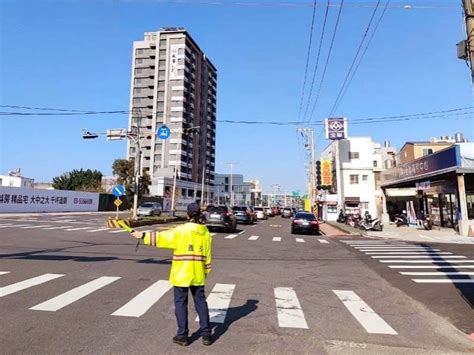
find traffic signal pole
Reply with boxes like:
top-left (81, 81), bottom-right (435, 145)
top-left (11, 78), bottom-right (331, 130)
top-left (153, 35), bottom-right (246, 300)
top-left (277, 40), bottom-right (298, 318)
top-left (462, 0), bottom-right (474, 82)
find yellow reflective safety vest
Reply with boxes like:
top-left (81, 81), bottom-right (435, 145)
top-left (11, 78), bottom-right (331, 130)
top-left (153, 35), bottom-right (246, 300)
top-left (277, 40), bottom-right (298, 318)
top-left (142, 222), bottom-right (212, 287)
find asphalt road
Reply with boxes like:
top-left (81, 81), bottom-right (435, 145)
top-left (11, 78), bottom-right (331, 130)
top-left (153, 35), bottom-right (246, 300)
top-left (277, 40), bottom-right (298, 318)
top-left (1, 213), bottom-right (473, 354)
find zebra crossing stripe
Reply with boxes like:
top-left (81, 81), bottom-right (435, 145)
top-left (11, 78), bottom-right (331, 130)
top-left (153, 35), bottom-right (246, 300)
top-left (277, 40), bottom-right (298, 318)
top-left (0, 274), bottom-right (64, 298)
top-left (272, 237), bottom-right (281, 242)
top-left (359, 248), bottom-right (441, 252)
top-left (365, 252), bottom-right (452, 255)
top-left (274, 287), bottom-right (308, 329)
top-left (389, 265), bottom-right (474, 269)
top-left (0, 271), bottom-right (10, 275)
top-left (225, 234), bottom-right (238, 239)
top-left (197, 283), bottom-right (235, 324)
top-left (318, 239), bottom-right (329, 244)
top-left (372, 255), bottom-right (466, 259)
top-left (412, 279), bottom-right (474, 284)
top-left (20, 225), bottom-right (53, 229)
top-left (380, 260), bottom-right (474, 263)
top-left (295, 238), bottom-right (305, 243)
top-left (109, 229), bottom-right (127, 234)
top-left (0, 224), bottom-right (30, 228)
top-left (65, 227), bottom-right (94, 231)
top-left (354, 246), bottom-right (438, 249)
top-left (400, 271), bottom-right (474, 276)
top-left (210, 233), bottom-right (217, 237)
top-left (87, 228), bottom-right (110, 233)
top-left (30, 276), bottom-right (121, 312)
top-left (42, 226), bottom-right (74, 230)
top-left (0, 223), bottom-right (13, 226)
top-left (248, 235), bottom-right (259, 241)
top-left (333, 290), bottom-right (397, 335)
top-left (112, 280), bottom-right (172, 317)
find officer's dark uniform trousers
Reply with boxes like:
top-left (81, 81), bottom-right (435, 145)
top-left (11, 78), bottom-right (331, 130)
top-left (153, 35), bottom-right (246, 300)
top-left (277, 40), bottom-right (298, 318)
top-left (174, 286), bottom-right (211, 337)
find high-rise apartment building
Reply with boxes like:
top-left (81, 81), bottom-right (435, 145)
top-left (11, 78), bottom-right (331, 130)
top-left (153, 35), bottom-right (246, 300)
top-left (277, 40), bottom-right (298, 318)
top-left (127, 28), bottom-right (217, 202)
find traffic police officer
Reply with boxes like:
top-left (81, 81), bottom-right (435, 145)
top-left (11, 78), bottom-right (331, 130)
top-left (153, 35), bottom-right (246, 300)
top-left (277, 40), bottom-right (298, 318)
top-left (131, 202), bottom-right (213, 346)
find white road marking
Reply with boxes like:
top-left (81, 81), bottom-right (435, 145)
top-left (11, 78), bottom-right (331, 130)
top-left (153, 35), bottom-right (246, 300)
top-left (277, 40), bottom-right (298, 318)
top-left (389, 265), bottom-right (474, 269)
top-left (248, 235), bottom-right (259, 241)
top-left (109, 229), bottom-right (127, 234)
top-left (295, 238), bottom-right (305, 243)
top-left (42, 226), bottom-right (74, 230)
top-left (412, 279), bottom-right (474, 284)
top-left (225, 234), bottom-right (238, 239)
top-left (0, 274), bottom-right (64, 298)
top-left (365, 252), bottom-right (452, 255)
top-left (65, 227), bottom-right (94, 231)
top-left (30, 276), bottom-right (121, 311)
top-left (354, 246), bottom-right (437, 249)
top-left (358, 248), bottom-right (441, 252)
top-left (0, 224), bottom-right (30, 228)
top-left (372, 255), bottom-right (466, 259)
top-left (251, 224), bottom-right (257, 228)
top-left (342, 241), bottom-right (406, 244)
top-left (86, 228), bottom-right (110, 233)
top-left (418, 234), bottom-right (434, 240)
top-left (333, 290), bottom-right (397, 335)
top-left (238, 230), bottom-right (246, 235)
top-left (0, 271), bottom-right (10, 275)
top-left (272, 237), bottom-right (281, 242)
top-left (196, 283), bottom-right (235, 324)
top-left (380, 260), bottom-right (474, 263)
top-left (318, 239), bottom-right (329, 244)
top-left (20, 225), bottom-right (53, 229)
top-left (112, 280), bottom-right (172, 317)
top-left (400, 271), bottom-right (474, 276)
top-left (274, 287), bottom-right (308, 329)
top-left (0, 223), bottom-right (13, 226)
top-left (210, 233), bottom-right (217, 236)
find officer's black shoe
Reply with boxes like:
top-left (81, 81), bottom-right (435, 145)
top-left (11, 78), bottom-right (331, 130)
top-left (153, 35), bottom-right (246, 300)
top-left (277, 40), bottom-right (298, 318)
top-left (202, 335), bottom-right (213, 346)
top-left (172, 336), bottom-right (189, 347)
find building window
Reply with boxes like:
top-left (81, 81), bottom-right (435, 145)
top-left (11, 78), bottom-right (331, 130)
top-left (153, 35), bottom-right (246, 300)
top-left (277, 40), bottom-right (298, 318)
top-left (362, 175), bottom-right (368, 181)
top-left (422, 148), bottom-right (433, 156)
top-left (348, 152), bottom-right (360, 159)
top-left (134, 78), bottom-right (142, 84)
top-left (135, 68), bottom-right (143, 74)
top-left (136, 58), bottom-right (144, 64)
top-left (136, 49), bottom-right (144, 54)
top-left (350, 175), bottom-right (359, 184)
top-left (373, 160), bottom-right (378, 167)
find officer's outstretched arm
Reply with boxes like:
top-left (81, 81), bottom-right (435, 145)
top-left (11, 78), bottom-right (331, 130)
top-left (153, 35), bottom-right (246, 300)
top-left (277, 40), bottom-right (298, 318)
top-left (139, 228), bottom-right (178, 250)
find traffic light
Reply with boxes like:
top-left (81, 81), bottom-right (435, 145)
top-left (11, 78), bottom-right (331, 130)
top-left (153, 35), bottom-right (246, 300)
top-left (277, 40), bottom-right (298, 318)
top-left (316, 160), bottom-right (321, 188)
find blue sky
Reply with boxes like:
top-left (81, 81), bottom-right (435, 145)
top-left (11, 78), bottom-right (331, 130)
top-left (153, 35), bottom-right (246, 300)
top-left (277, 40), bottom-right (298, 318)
top-left (0, 0), bottom-right (472, 193)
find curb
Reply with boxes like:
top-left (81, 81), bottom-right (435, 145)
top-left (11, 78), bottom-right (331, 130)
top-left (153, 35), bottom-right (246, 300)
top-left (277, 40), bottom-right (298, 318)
top-left (326, 221), bottom-right (361, 236)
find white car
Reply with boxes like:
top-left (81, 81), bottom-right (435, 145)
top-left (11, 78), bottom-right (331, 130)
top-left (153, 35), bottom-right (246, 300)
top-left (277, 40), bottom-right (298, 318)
top-left (253, 207), bottom-right (268, 220)
top-left (137, 202), bottom-right (162, 216)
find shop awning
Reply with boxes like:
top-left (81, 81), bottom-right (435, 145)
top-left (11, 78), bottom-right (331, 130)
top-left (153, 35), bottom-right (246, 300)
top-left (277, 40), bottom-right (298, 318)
top-left (385, 188), bottom-right (417, 197)
top-left (345, 197), bottom-right (360, 202)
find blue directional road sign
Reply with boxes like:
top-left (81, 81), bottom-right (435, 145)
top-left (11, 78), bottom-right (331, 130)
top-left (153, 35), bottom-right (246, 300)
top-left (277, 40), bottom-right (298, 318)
top-left (112, 184), bottom-right (126, 198)
top-left (157, 125), bottom-right (171, 140)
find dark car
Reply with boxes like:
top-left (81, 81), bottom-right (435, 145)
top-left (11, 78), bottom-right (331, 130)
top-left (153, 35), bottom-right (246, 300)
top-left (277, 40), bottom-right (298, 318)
top-left (232, 206), bottom-right (254, 224)
top-left (204, 205), bottom-right (237, 232)
top-left (291, 212), bottom-right (319, 235)
top-left (281, 207), bottom-right (293, 218)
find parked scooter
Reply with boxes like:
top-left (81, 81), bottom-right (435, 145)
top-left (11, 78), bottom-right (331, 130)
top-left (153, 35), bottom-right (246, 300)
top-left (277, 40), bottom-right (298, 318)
top-left (359, 212), bottom-right (383, 231)
top-left (421, 214), bottom-right (432, 231)
top-left (395, 211), bottom-right (409, 227)
top-left (347, 214), bottom-right (361, 228)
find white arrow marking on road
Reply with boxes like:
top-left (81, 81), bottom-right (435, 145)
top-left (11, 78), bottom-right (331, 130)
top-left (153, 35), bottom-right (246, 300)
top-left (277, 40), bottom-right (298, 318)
top-left (112, 280), bottom-right (172, 317)
top-left (225, 234), bottom-right (238, 239)
top-left (274, 287), bottom-right (308, 329)
top-left (380, 260), bottom-right (474, 263)
top-left (272, 237), bottom-right (281, 242)
top-left (41, 226), bottom-right (74, 230)
top-left (196, 283), bottom-right (235, 324)
top-left (412, 279), bottom-right (474, 284)
top-left (372, 255), bottom-right (466, 259)
top-left (333, 290), bottom-right (397, 335)
top-left (389, 265), bottom-right (474, 269)
top-left (295, 238), bottom-right (305, 243)
top-left (400, 271), bottom-right (474, 276)
top-left (65, 227), bottom-right (94, 231)
top-left (318, 239), bottom-right (329, 244)
top-left (0, 271), bottom-right (10, 275)
top-left (0, 274), bottom-right (64, 298)
top-left (248, 235), bottom-right (259, 241)
top-left (30, 276), bottom-right (121, 311)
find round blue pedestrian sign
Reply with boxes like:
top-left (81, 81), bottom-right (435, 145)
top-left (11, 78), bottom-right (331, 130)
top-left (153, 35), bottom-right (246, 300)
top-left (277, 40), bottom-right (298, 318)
top-left (112, 185), bottom-right (126, 198)
top-left (157, 125), bottom-right (171, 140)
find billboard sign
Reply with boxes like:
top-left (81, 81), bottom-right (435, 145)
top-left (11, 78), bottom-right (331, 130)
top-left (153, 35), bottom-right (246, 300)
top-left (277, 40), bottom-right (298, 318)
top-left (321, 160), bottom-right (333, 186)
top-left (325, 118), bottom-right (347, 140)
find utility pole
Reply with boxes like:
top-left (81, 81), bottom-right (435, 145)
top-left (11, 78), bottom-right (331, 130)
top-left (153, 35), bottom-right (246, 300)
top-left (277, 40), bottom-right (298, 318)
top-left (226, 162), bottom-right (238, 206)
top-left (297, 128), bottom-right (316, 211)
top-left (460, 0), bottom-right (474, 82)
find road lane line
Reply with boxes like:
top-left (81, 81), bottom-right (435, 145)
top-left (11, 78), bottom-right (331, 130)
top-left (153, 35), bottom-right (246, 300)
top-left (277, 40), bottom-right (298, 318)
top-left (380, 260), bottom-right (474, 263)
top-left (20, 225), bottom-right (53, 229)
top-left (0, 271), bottom-right (10, 275)
top-left (251, 224), bottom-right (257, 228)
top-left (86, 228), bottom-right (110, 233)
top-left (372, 255), bottom-right (466, 259)
top-left (365, 252), bottom-right (452, 255)
top-left (272, 237), bottom-right (281, 242)
top-left (389, 265), bottom-right (474, 269)
top-left (354, 246), bottom-right (438, 249)
top-left (196, 283), bottom-right (235, 323)
top-left (318, 239), bottom-right (329, 244)
top-left (248, 235), bottom-right (259, 241)
top-left (238, 230), bottom-right (246, 235)
top-left (0, 274), bottom-right (64, 298)
top-left (42, 226), bottom-right (74, 230)
top-left (0, 223), bottom-right (13, 226)
top-left (30, 276), bottom-right (121, 311)
top-left (65, 227), bottom-right (94, 231)
top-left (112, 280), bottom-right (172, 317)
top-left (412, 279), bottom-right (474, 284)
top-left (109, 229), bottom-right (127, 234)
top-left (0, 224), bottom-right (30, 228)
top-left (274, 287), bottom-right (308, 329)
top-left (225, 234), bottom-right (238, 239)
top-left (358, 248), bottom-right (441, 252)
top-left (400, 271), bottom-right (474, 276)
top-left (333, 290), bottom-right (397, 335)
top-left (295, 238), bottom-right (305, 243)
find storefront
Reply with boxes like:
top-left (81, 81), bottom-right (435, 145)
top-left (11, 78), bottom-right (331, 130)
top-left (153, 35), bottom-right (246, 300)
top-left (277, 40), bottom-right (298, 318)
top-left (381, 144), bottom-right (474, 236)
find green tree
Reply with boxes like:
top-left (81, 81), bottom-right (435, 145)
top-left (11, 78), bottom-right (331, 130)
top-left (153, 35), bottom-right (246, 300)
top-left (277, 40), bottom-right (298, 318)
top-left (112, 159), bottom-right (150, 200)
top-left (52, 169), bottom-right (103, 192)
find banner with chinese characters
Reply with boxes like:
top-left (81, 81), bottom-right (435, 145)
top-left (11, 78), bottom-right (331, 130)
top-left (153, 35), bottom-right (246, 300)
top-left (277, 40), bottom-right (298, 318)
top-left (0, 187), bottom-right (99, 213)
top-left (321, 160), bottom-right (332, 186)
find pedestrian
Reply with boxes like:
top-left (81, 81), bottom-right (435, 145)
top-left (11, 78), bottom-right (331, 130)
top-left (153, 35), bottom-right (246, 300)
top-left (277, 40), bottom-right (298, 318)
top-left (130, 202), bottom-right (213, 347)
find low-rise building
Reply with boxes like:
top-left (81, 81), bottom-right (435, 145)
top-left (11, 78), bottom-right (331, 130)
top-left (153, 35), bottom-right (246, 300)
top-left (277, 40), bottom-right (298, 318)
top-left (0, 169), bottom-right (34, 188)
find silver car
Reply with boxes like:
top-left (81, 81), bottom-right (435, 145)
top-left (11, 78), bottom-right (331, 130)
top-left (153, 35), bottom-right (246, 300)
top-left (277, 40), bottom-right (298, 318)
top-left (137, 202), bottom-right (162, 216)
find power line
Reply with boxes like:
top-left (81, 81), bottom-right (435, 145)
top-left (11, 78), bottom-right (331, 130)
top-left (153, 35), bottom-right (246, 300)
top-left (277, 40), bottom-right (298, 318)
top-left (297, 0), bottom-right (318, 122)
top-left (302, 0), bottom-right (331, 122)
top-left (306, 0), bottom-right (345, 123)
top-left (331, 0), bottom-right (391, 114)
top-left (328, 0), bottom-right (382, 117)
